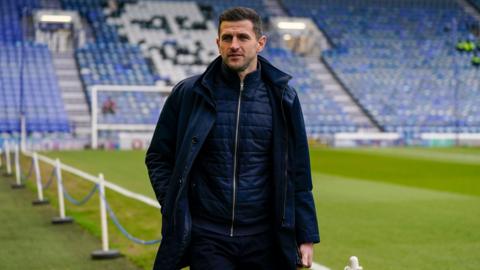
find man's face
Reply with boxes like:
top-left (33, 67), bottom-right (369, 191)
top-left (216, 20), bottom-right (266, 74)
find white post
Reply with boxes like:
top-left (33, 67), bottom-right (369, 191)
top-left (5, 141), bottom-right (12, 175)
top-left (91, 173), bottom-right (120, 259)
top-left (99, 173), bottom-right (109, 251)
top-left (20, 114), bottom-right (26, 152)
top-left (0, 148), bottom-right (3, 167)
top-left (32, 152), bottom-right (48, 205)
top-left (12, 144), bottom-right (24, 188)
top-left (91, 86), bottom-right (98, 150)
top-left (344, 256), bottom-right (363, 270)
top-left (56, 159), bottom-right (66, 218)
top-left (52, 158), bottom-right (73, 224)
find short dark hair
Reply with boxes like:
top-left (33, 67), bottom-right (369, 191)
top-left (218, 7), bottom-right (263, 39)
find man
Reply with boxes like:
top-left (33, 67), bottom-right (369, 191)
top-left (146, 7), bottom-right (319, 270)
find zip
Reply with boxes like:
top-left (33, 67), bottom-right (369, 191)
top-left (230, 81), bottom-right (244, 237)
top-left (280, 87), bottom-right (288, 223)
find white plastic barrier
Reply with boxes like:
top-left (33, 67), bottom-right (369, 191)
top-left (91, 173), bottom-right (121, 259)
top-left (5, 141), bottom-right (12, 176)
top-left (20, 149), bottom-right (160, 259)
top-left (32, 152), bottom-right (49, 205)
top-left (16, 147), bottom-right (341, 267)
top-left (51, 158), bottom-right (73, 224)
top-left (12, 144), bottom-right (24, 188)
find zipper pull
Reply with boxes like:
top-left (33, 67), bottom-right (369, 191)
top-left (240, 81), bottom-right (244, 92)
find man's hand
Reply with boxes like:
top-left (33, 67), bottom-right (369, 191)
top-left (297, 242), bottom-right (314, 269)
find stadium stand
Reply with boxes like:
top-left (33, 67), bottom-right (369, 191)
top-left (469, 0), bottom-right (480, 11)
top-left (64, 0), bottom-right (363, 135)
top-left (262, 45), bottom-right (361, 134)
top-left (2, 0), bottom-right (480, 146)
top-left (76, 43), bottom-right (155, 89)
top-left (281, 0), bottom-right (480, 134)
top-left (0, 0), bottom-right (70, 134)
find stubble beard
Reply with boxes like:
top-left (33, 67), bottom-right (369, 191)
top-left (224, 56), bottom-right (252, 73)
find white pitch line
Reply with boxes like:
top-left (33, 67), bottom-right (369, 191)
top-left (312, 262), bottom-right (331, 270)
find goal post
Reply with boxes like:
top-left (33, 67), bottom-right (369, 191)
top-left (90, 85), bottom-right (171, 149)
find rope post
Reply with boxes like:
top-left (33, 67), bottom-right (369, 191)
top-left (52, 159), bottom-right (73, 224)
top-left (4, 141), bottom-right (12, 176)
top-left (32, 152), bottom-right (49, 205)
top-left (11, 144), bottom-right (25, 189)
top-left (344, 256), bottom-right (363, 270)
top-left (91, 173), bottom-right (121, 259)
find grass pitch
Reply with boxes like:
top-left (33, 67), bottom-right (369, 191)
top-left (37, 147), bottom-right (480, 270)
top-left (0, 173), bottom-right (139, 270)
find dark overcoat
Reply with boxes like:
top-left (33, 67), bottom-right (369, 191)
top-left (146, 55), bottom-right (320, 270)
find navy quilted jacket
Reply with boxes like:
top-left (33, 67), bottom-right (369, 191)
top-left (189, 63), bottom-right (274, 236)
top-left (146, 55), bottom-right (320, 270)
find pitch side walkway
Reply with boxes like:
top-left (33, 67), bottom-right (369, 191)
top-left (0, 174), bottom-right (140, 270)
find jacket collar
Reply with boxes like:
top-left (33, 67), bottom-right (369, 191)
top-left (219, 61), bottom-right (262, 90)
top-left (197, 55), bottom-right (294, 106)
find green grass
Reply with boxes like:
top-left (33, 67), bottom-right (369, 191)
top-left (43, 150), bottom-right (155, 199)
top-left (32, 147), bottom-right (480, 270)
top-left (311, 148), bottom-right (480, 197)
top-left (20, 152), bottom-right (161, 270)
top-left (0, 172), bottom-right (140, 270)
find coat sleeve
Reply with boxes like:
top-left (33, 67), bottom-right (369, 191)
top-left (289, 93), bottom-right (320, 245)
top-left (145, 83), bottom-right (183, 208)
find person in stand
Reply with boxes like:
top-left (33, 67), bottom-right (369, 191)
top-left (102, 96), bottom-right (116, 115)
top-left (146, 7), bottom-right (319, 270)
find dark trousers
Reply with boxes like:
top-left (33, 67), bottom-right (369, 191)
top-left (190, 230), bottom-right (281, 270)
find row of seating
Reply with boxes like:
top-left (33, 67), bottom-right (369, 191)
top-left (0, 0), bottom-right (38, 43)
top-left (0, 43), bottom-right (70, 133)
top-left (282, 0), bottom-right (480, 133)
top-left (77, 42), bottom-right (155, 89)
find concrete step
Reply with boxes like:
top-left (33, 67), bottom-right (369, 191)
top-left (316, 74), bottom-right (332, 80)
top-left (67, 112), bottom-right (90, 119)
top-left (59, 80), bottom-right (83, 88)
top-left (62, 91), bottom-right (85, 99)
top-left (58, 75), bottom-right (81, 82)
top-left (56, 70), bottom-right (80, 79)
top-left (69, 115), bottom-right (91, 122)
top-left (332, 95), bottom-right (352, 102)
top-left (324, 84), bottom-right (342, 91)
top-left (66, 109), bottom-right (89, 116)
top-left (74, 127), bottom-right (91, 135)
top-left (60, 86), bottom-right (84, 93)
top-left (53, 61), bottom-right (76, 68)
top-left (65, 103), bottom-right (89, 111)
top-left (343, 105), bottom-right (362, 113)
top-left (56, 69), bottom-right (78, 76)
top-left (64, 99), bottom-right (89, 106)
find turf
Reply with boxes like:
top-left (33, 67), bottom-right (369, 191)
top-left (37, 147), bottom-right (480, 270)
top-left (0, 172), bottom-right (140, 270)
top-left (311, 148), bottom-right (480, 197)
top-left (43, 150), bottom-right (155, 199)
top-left (313, 172), bottom-right (480, 270)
